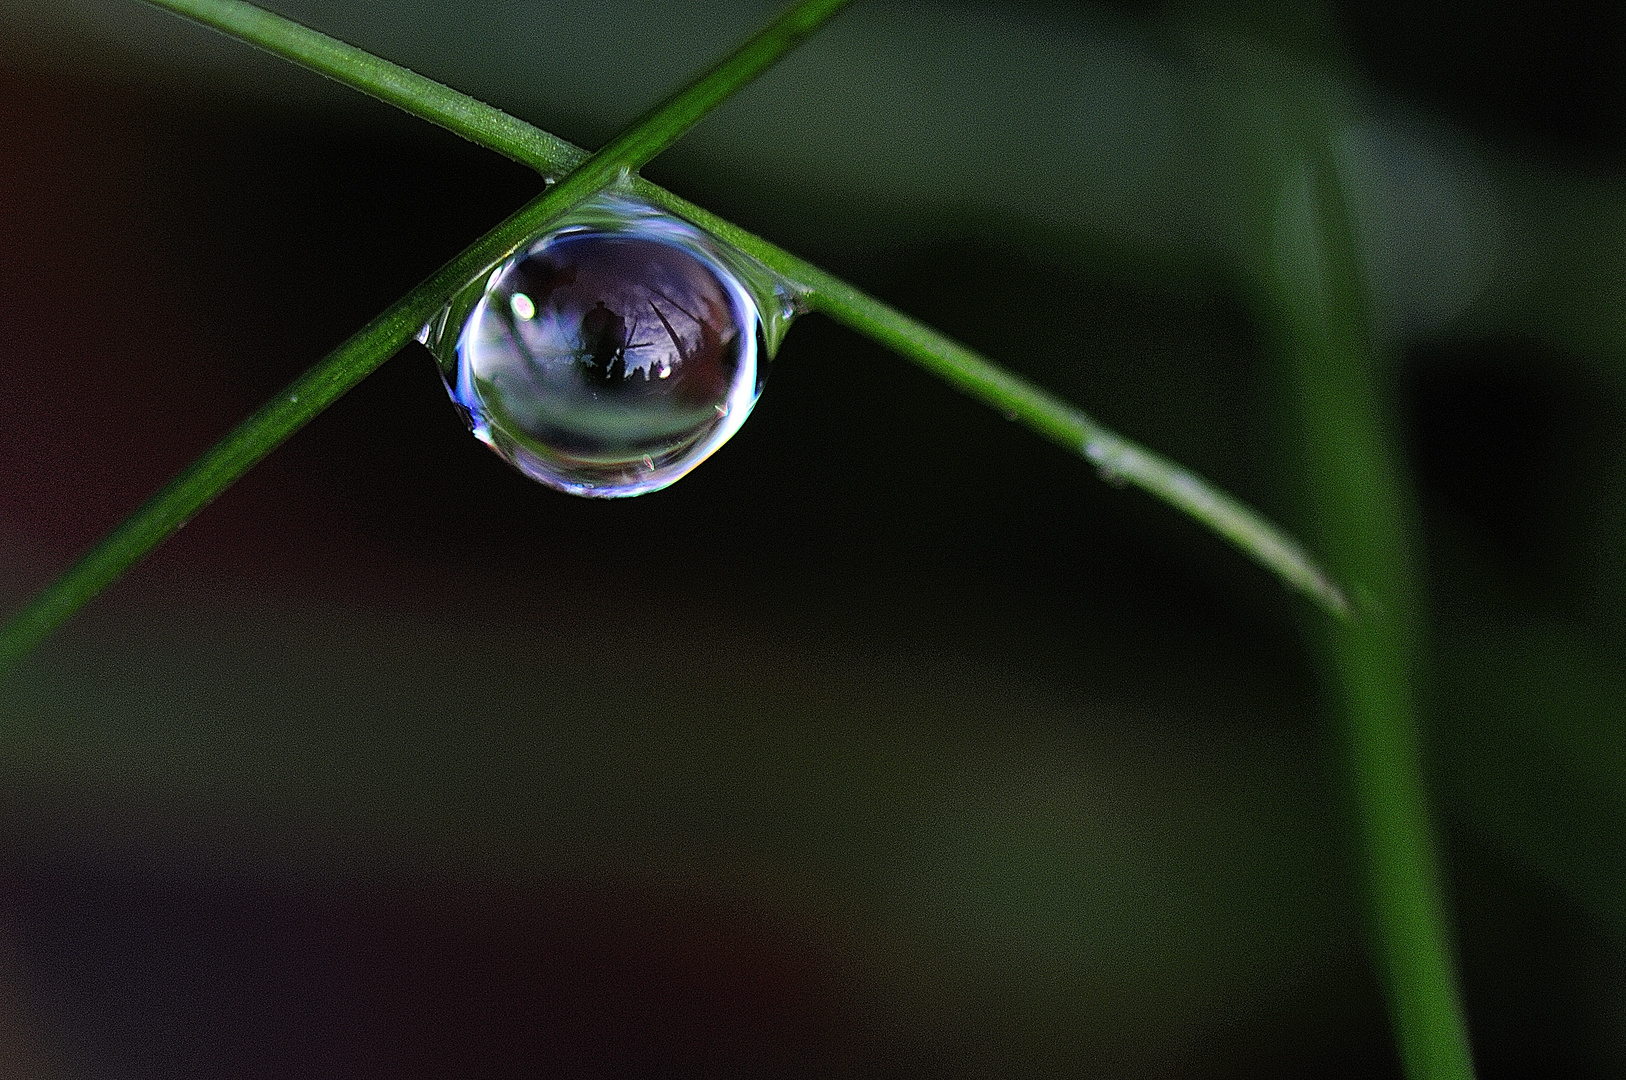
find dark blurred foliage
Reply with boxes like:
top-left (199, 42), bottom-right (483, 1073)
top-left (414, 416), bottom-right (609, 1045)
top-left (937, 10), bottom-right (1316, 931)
top-left (1338, 0), bottom-right (1626, 165)
top-left (1, 0), bottom-right (1625, 1076)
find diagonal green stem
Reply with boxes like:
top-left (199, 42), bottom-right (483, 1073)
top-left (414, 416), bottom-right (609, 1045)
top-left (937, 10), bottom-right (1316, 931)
top-left (145, 0), bottom-right (1348, 615)
top-left (0, 0), bottom-right (1345, 670)
top-left (1271, 138), bottom-right (1476, 1079)
top-left (792, 257), bottom-right (1350, 614)
top-left (0, 0), bottom-right (851, 670)
top-left (133, 0), bottom-right (590, 175)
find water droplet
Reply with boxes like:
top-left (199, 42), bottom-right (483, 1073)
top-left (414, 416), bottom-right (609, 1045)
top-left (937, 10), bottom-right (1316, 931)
top-left (773, 285), bottom-right (802, 322)
top-left (1084, 437), bottom-right (1130, 487)
top-left (421, 192), bottom-right (797, 497)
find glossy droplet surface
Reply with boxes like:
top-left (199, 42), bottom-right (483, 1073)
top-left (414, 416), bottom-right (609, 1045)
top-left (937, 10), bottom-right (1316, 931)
top-left (422, 193), bottom-right (788, 497)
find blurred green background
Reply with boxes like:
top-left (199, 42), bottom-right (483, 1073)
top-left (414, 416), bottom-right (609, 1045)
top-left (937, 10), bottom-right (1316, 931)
top-left (1, 0), bottom-right (1624, 1075)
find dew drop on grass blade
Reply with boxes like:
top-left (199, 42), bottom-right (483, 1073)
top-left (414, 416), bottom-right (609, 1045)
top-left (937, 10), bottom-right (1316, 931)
top-left (419, 190), bottom-right (800, 497)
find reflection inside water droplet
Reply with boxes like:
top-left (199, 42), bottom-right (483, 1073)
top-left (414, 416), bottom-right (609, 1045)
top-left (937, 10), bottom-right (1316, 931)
top-left (421, 192), bottom-right (794, 497)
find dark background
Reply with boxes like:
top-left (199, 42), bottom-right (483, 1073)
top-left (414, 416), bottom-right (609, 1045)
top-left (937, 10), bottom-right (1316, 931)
top-left (1, 0), bottom-right (1625, 1076)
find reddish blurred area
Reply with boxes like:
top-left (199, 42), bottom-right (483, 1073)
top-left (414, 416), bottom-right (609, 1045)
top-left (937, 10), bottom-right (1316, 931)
top-left (0, 69), bottom-right (235, 550)
top-left (0, 859), bottom-right (873, 1079)
top-left (0, 66), bottom-right (379, 605)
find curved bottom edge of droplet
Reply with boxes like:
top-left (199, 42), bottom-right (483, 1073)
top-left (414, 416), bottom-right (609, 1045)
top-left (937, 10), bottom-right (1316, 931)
top-left (476, 408), bottom-right (758, 499)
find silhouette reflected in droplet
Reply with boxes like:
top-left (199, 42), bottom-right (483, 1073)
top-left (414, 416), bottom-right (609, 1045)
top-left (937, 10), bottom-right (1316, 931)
top-left (422, 193), bottom-right (789, 497)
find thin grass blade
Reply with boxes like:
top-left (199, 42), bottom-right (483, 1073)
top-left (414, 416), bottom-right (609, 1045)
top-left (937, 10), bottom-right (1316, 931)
top-left (1271, 136), bottom-right (1476, 1080)
top-left (139, 0), bottom-right (1348, 615)
top-left (0, 0), bottom-right (853, 670)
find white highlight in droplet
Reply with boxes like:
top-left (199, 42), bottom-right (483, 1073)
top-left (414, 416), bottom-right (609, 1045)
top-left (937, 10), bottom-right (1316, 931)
top-left (509, 292), bottom-right (536, 320)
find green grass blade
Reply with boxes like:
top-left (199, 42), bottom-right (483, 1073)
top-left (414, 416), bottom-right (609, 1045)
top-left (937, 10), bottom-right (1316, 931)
top-left (139, 0), bottom-right (1349, 615)
top-left (0, 0), bottom-right (852, 671)
top-left (1271, 141), bottom-right (1476, 1079)
top-left (136, 0), bottom-right (589, 175)
top-left (1, 0), bottom-right (1345, 670)
top-left (789, 255), bottom-right (1351, 615)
